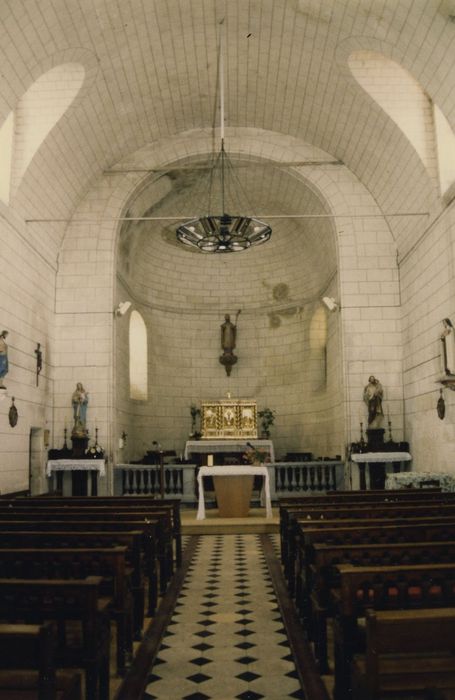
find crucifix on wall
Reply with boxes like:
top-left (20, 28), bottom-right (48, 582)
top-left (35, 343), bottom-right (42, 386)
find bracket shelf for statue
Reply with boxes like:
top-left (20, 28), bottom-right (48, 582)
top-left (437, 375), bottom-right (455, 391)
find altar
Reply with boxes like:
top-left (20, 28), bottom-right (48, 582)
top-left (197, 465), bottom-right (272, 519)
top-left (351, 451), bottom-right (412, 490)
top-left (46, 459), bottom-right (106, 496)
top-left (184, 439), bottom-right (275, 463)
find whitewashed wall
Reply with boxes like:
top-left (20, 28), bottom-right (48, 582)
top-left (0, 202), bottom-right (54, 494)
top-left (401, 202), bottom-right (455, 473)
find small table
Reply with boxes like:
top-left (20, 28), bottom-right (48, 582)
top-left (46, 460), bottom-right (106, 496)
top-left (197, 465), bottom-right (272, 520)
top-left (351, 452), bottom-right (412, 490)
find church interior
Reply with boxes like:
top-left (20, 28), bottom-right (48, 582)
top-left (2, 1), bottom-right (455, 699)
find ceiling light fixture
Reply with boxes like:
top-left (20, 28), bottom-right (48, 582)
top-left (176, 21), bottom-right (272, 253)
top-left (321, 296), bottom-right (339, 312)
top-left (114, 301), bottom-right (132, 317)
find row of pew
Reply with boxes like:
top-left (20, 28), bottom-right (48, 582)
top-left (0, 494), bottom-right (182, 700)
top-left (279, 488), bottom-right (455, 700)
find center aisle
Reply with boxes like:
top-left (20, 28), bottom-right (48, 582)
top-left (143, 534), bottom-right (305, 700)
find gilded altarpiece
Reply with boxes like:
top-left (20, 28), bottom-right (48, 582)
top-left (201, 400), bottom-right (258, 439)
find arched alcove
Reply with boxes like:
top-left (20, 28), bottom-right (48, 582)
top-left (114, 149), bottom-right (342, 459)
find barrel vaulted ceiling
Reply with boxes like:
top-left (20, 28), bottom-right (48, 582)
top-left (2, 0), bottom-right (455, 261)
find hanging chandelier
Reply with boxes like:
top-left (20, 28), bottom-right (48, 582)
top-left (176, 23), bottom-right (272, 253)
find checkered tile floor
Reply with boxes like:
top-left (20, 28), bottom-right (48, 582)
top-left (143, 534), bottom-right (304, 700)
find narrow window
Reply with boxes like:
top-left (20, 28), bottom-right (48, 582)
top-left (309, 307), bottom-right (328, 392)
top-left (129, 311), bottom-right (148, 400)
top-left (434, 104), bottom-right (455, 196)
top-left (0, 112), bottom-right (14, 203)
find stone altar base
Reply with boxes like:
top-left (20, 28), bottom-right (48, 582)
top-left (213, 475), bottom-right (254, 517)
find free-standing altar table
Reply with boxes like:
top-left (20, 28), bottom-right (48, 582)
top-left (197, 465), bottom-right (272, 519)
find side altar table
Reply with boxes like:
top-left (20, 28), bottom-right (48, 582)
top-left (197, 466), bottom-right (272, 520)
top-left (351, 452), bottom-right (411, 490)
top-left (47, 459), bottom-right (106, 496)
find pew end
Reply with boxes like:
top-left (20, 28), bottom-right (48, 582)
top-left (351, 608), bottom-right (455, 700)
top-left (0, 622), bottom-right (82, 700)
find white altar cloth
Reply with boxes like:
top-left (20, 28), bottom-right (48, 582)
top-left (197, 465), bottom-right (272, 520)
top-left (185, 439), bottom-right (275, 463)
top-left (46, 459), bottom-right (106, 477)
top-left (351, 452), bottom-right (412, 463)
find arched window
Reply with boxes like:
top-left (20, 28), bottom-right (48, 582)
top-left (309, 307), bottom-right (328, 392)
top-left (129, 311), bottom-right (148, 400)
top-left (0, 112), bottom-right (14, 203)
top-left (348, 51), bottom-right (438, 182)
top-left (10, 63), bottom-right (84, 196)
top-left (433, 104), bottom-right (455, 197)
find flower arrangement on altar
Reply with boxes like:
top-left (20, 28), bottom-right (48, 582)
top-left (85, 428), bottom-right (104, 459)
top-left (243, 445), bottom-right (270, 465)
top-left (85, 443), bottom-right (104, 459)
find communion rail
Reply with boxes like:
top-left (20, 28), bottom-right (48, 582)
top-left (113, 461), bottom-right (345, 502)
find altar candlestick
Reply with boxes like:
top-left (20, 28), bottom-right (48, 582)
top-left (207, 454), bottom-right (213, 467)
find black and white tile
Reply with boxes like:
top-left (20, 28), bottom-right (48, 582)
top-left (143, 534), bottom-right (304, 700)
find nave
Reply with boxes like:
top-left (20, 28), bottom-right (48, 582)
top-left (123, 534), bottom-right (308, 700)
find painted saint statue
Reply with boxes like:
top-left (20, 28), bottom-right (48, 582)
top-left (0, 330), bottom-right (9, 387)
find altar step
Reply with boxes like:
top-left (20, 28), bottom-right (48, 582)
top-left (181, 506), bottom-right (279, 535)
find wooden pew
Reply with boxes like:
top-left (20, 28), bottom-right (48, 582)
top-left (351, 608), bottom-right (455, 699)
top-left (296, 519), bottom-right (455, 617)
top-left (0, 529), bottom-right (146, 638)
top-left (0, 515), bottom-right (160, 614)
top-left (287, 512), bottom-right (455, 599)
top-left (332, 562), bottom-right (455, 700)
top-left (0, 547), bottom-right (131, 677)
top-left (0, 577), bottom-right (110, 700)
top-left (0, 622), bottom-right (82, 700)
top-left (11, 495), bottom-right (183, 569)
top-left (0, 505), bottom-right (171, 594)
top-left (283, 503), bottom-right (455, 594)
top-left (278, 490), bottom-right (452, 573)
top-left (303, 539), bottom-right (455, 674)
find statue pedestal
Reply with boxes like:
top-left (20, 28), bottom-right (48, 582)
top-left (70, 436), bottom-right (89, 495)
top-left (366, 428), bottom-right (385, 451)
top-left (366, 428), bottom-right (386, 489)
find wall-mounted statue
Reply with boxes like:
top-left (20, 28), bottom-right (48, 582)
top-left (219, 310), bottom-right (241, 376)
top-left (0, 330), bottom-right (9, 388)
top-left (363, 375), bottom-right (384, 427)
top-left (72, 382), bottom-right (89, 436)
top-left (440, 318), bottom-right (455, 377)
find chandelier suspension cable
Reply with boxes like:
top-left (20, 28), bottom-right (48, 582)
top-left (219, 18), bottom-right (226, 215)
top-left (175, 18), bottom-right (272, 253)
